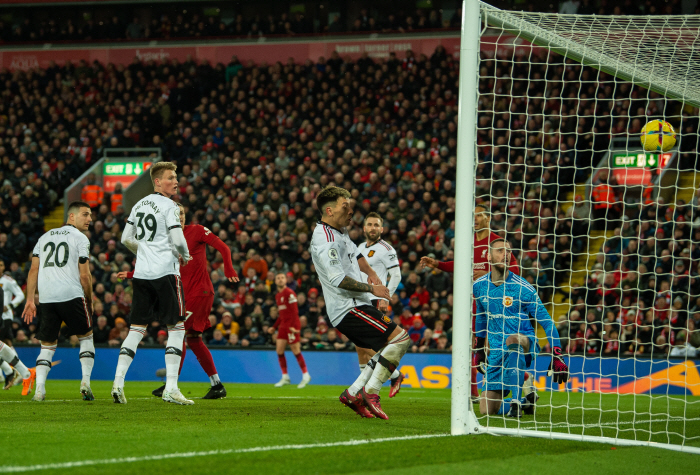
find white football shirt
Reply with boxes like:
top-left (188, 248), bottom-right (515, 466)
top-left (32, 225), bottom-right (90, 304)
top-left (0, 274), bottom-right (24, 320)
top-left (127, 193), bottom-right (183, 280)
top-left (357, 239), bottom-right (399, 300)
top-left (310, 221), bottom-right (372, 326)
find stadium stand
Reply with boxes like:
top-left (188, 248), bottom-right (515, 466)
top-left (1, 8), bottom-right (699, 357)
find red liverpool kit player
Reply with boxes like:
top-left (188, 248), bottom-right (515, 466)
top-left (268, 272), bottom-right (311, 388)
top-left (420, 204), bottom-right (519, 401)
top-left (141, 204), bottom-right (238, 399)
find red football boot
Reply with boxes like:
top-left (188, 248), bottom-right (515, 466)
top-left (339, 389), bottom-right (374, 418)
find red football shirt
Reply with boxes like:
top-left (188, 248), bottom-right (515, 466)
top-left (437, 231), bottom-right (519, 275)
top-left (180, 224), bottom-right (236, 299)
top-left (274, 287), bottom-right (300, 329)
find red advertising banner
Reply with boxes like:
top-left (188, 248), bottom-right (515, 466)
top-left (0, 34), bottom-right (539, 71)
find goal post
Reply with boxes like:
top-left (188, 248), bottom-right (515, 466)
top-left (452, 0), bottom-right (700, 454)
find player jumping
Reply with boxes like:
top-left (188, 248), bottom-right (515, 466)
top-left (357, 212), bottom-right (403, 397)
top-left (473, 238), bottom-right (569, 417)
top-left (310, 186), bottom-right (410, 420)
top-left (21, 201), bottom-right (95, 401)
top-left (150, 203), bottom-right (239, 399)
top-left (268, 272), bottom-right (311, 388)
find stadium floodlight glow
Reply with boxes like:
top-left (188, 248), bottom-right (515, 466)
top-left (452, 0), bottom-right (700, 454)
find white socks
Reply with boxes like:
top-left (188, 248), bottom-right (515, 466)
top-left (1, 360), bottom-right (12, 375)
top-left (0, 342), bottom-right (30, 379)
top-left (164, 323), bottom-right (185, 393)
top-left (36, 344), bottom-right (57, 393)
top-left (366, 331), bottom-right (410, 394)
top-left (391, 369), bottom-right (401, 379)
top-left (114, 327), bottom-right (146, 389)
top-left (349, 354), bottom-right (380, 396)
top-left (210, 374), bottom-right (221, 386)
top-left (79, 335), bottom-right (95, 385)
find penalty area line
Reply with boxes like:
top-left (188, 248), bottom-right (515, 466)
top-left (0, 433), bottom-right (450, 473)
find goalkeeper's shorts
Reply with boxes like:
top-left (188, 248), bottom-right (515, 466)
top-left (484, 336), bottom-right (537, 393)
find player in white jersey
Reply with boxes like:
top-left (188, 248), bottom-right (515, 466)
top-left (310, 186), bottom-right (411, 420)
top-left (356, 212), bottom-right (404, 398)
top-left (111, 161), bottom-right (193, 406)
top-left (21, 201), bottom-right (95, 401)
top-left (0, 260), bottom-right (26, 390)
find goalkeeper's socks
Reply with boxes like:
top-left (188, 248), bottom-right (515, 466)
top-left (497, 398), bottom-right (512, 415)
top-left (36, 344), bottom-right (57, 393)
top-left (114, 327), bottom-right (146, 389)
top-left (507, 343), bottom-right (526, 403)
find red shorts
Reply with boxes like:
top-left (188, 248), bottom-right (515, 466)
top-left (184, 293), bottom-right (215, 333)
top-left (278, 321), bottom-right (301, 345)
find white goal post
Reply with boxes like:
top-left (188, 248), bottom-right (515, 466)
top-left (451, 0), bottom-right (700, 454)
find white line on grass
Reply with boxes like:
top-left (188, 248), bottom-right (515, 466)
top-left (0, 433), bottom-right (450, 473)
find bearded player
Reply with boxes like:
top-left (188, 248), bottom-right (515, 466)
top-left (420, 204), bottom-right (519, 401)
top-left (268, 273), bottom-right (311, 388)
top-left (144, 203), bottom-right (238, 399)
top-left (473, 238), bottom-right (568, 417)
top-left (357, 212), bottom-right (403, 397)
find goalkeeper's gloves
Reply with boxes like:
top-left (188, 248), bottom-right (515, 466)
top-left (547, 346), bottom-right (569, 384)
top-left (474, 337), bottom-right (487, 375)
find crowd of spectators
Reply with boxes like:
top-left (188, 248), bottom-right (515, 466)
top-left (0, 30), bottom-right (698, 357)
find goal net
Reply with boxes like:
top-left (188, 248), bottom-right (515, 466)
top-left (451, 0), bottom-right (700, 454)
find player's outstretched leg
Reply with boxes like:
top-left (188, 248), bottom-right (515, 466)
top-left (78, 334), bottom-right (95, 401)
top-left (112, 326), bottom-right (147, 403)
top-left (186, 333), bottom-right (226, 399)
top-left (162, 322), bottom-right (193, 405)
top-left (0, 341), bottom-right (34, 395)
top-left (361, 329), bottom-right (411, 420)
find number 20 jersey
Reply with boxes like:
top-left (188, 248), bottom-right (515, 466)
top-left (127, 193), bottom-right (183, 280)
top-left (32, 224), bottom-right (90, 303)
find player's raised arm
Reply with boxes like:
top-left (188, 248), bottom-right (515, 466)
top-left (201, 226), bottom-right (239, 282)
top-left (525, 289), bottom-right (569, 383)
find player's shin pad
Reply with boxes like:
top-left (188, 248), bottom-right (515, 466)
top-left (367, 331), bottom-right (410, 391)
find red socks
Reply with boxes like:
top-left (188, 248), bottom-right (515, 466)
top-left (278, 354), bottom-right (288, 374)
top-left (295, 353), bottom-right (307, 373)
top-left (186, 335), bottom-right (218, 377)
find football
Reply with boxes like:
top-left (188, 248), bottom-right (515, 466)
top-left (640, 119), bottom-right (677, 152)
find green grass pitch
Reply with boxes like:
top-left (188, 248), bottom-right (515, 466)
top-left (1, 381), bottom-right (698, 474)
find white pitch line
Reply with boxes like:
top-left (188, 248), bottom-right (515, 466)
top-left (0, 433), bottom-right (450, 473)
top-left (485, 417), bottom-right (700, 430)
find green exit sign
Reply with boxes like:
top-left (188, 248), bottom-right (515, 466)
top-left (612, 153), bottom-right (659, 168)
top-left (104, 162), bottom-right (151, 176)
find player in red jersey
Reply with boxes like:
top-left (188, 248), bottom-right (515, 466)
top-left (268, 273), bottom-right (311, 388)
top-left (121, 203), bottom-right (238, 399)
top-left (420, 204), bottom-right (519, 402)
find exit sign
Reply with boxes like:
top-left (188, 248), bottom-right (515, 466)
top-left (612, 153), bottom-right (671, 169)
top-left (104, 162), bottom-right (151, 176)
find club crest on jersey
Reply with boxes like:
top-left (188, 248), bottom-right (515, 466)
top-left (481, 249), bottom-right (487, 257)
top-left (503, 296), bottom-right (513, 307)
top-left (368, 250), bottom-right (375, 257)
top-left (382, 315), bottom-right (391, 324)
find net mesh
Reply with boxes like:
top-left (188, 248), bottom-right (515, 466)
top-left (473, 4), bottom-right (700, 450)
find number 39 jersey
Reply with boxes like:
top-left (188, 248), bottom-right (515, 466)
top-left (32, 224), bottom-right (90, 304)
top-left (128, 193), bottom-right (182, 280)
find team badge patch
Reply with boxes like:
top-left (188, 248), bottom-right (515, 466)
top-left (503, 296), bottom-right (513, 307)
top-left (328, 248), bottom-right (339, 259)
top-left (382, 315), bottom-right (391, 324)
top-left (368, 250), bottom-right (375, 257)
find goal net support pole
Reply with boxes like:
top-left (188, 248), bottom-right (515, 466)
top-left (451, 0), bottom-right (482, 436)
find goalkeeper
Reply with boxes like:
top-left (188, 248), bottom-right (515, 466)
top-left (473, 238), bottom-right (569, 417)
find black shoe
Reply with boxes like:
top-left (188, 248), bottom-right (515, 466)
top-left (152, 384), bottom-right (165, 398)
top-left (202, 383), bottom-right (226, 399)
top-left (507, 400), bottom-right (523, 418)
top-left (523, 391), bottom-right (539, 415)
